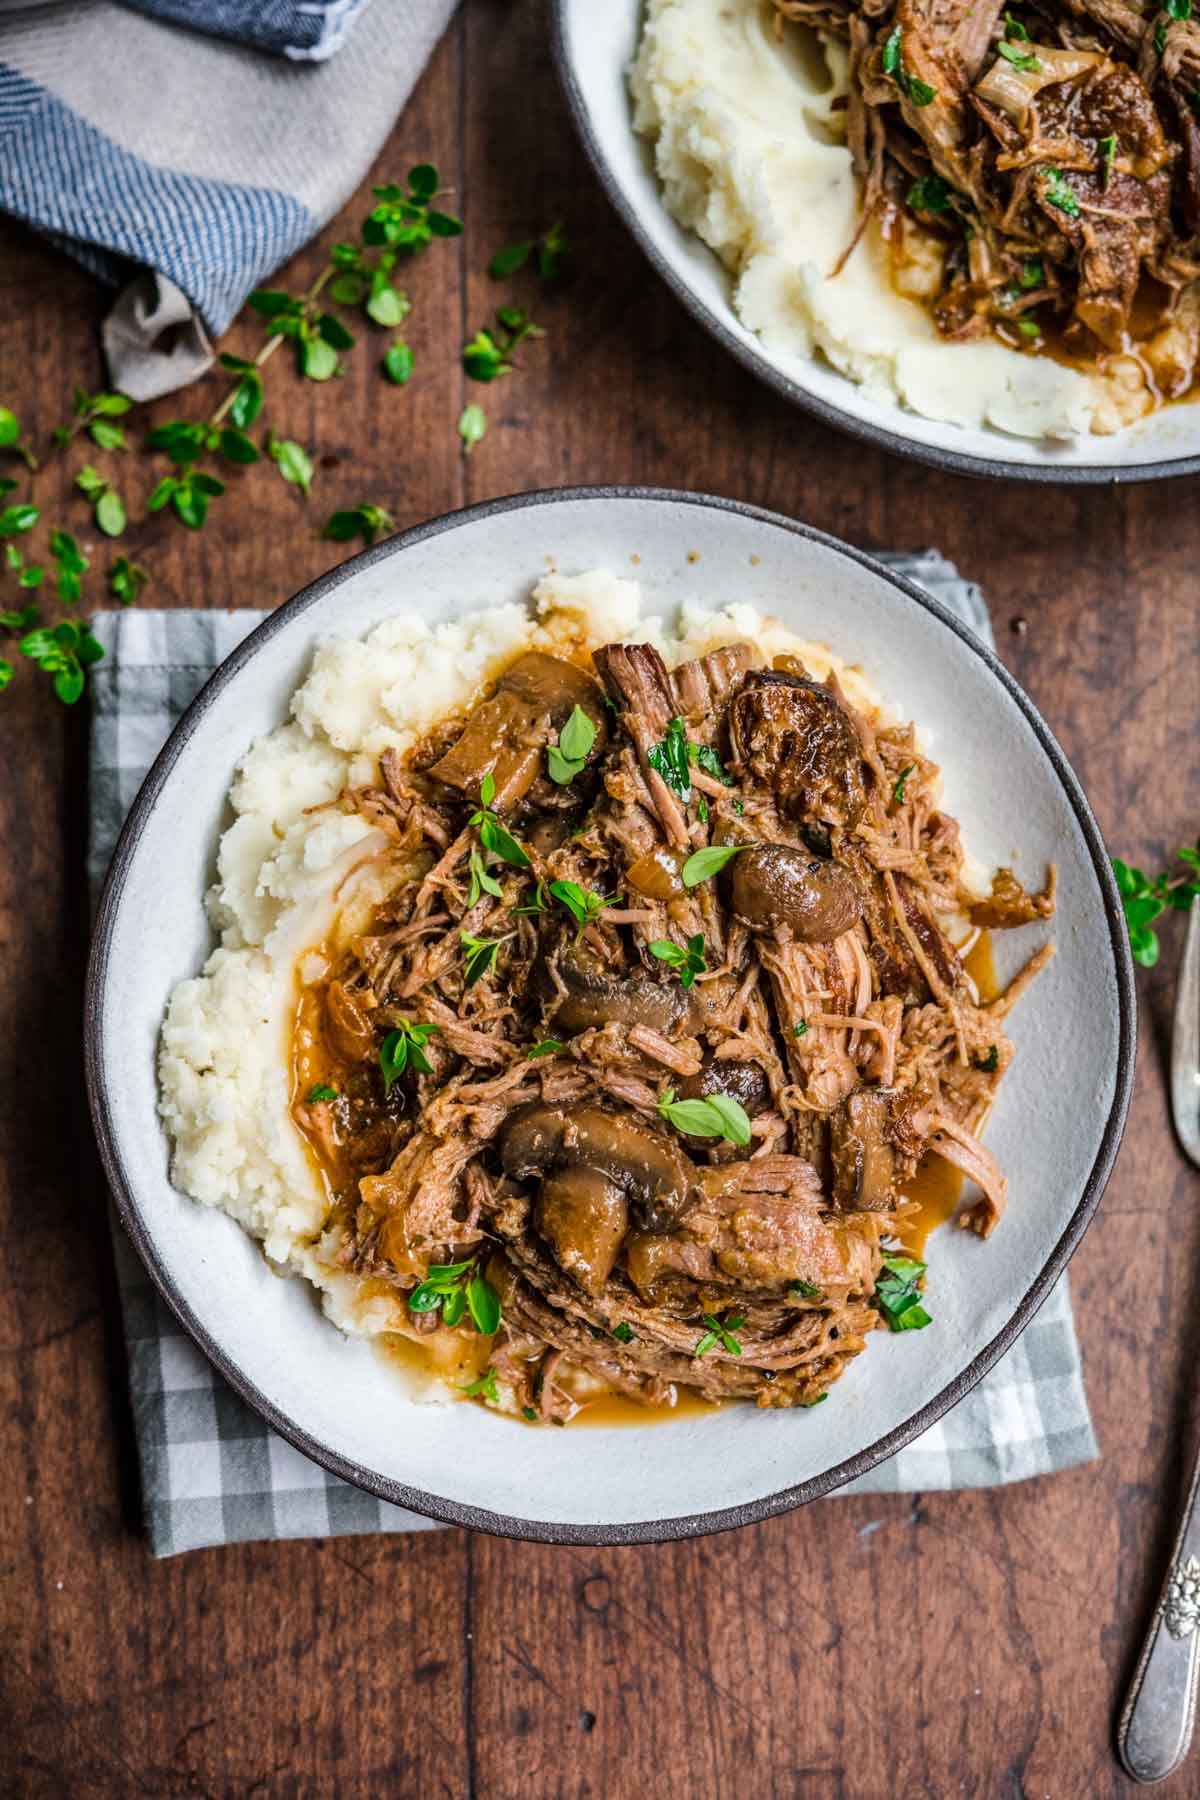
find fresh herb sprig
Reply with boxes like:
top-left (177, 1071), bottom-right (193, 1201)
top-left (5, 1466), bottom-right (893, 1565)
top-left (548, 878), bottom-right (620, 941)
top-left (408, 1258), bottom-right (502, 1333)
top-left (694, 1312), bottom-right (746, 1358)
top-left (649, 933), bottom-right (707, 989)
top-left (681, 843), bottom-right (745, 889)
top-left (874, 1249), bottom-right (932, 1332)
top-left (462, 307), bottom-right (545, 381)
top-left (379, 1018), bottom-right (439, 1090)
top-left (546, 704), bottom-right (597, 785)
top-left (657, 1086), bottom-right (751, 1146)
top-left (1114, 847), bottom-right (1200, 966)
top-left (489, 222), bottom-right (570, 281)
top-left (881, 25), bottom-right (937, 105)
top-left (461, 930), bottom-right (511, 988)
top-left (470, 772), bottom-right (531, 869)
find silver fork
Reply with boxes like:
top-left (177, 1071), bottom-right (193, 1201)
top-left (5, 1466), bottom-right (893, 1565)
top-left (1117, 899), bottom-right (1200, 1784)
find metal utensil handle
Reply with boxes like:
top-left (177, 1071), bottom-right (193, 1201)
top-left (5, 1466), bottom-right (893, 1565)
top-left (1118, 1442), bottom-right (1200, 1782)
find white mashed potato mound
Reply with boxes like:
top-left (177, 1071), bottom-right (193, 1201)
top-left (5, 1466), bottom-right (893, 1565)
top-left (631, 0), bottom-right (1133, 440)
top-left (159, 571), bottom-right (895, 1354)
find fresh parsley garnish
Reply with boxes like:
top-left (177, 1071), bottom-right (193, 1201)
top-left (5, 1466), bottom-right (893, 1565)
top-left (874, 1250), bottom-right (932, 1332)
top-left (148, 469), bottom-right (226, 531)
top-left (74, 465), bottom-right (126, 538)
top-left (458, 404), bottom-right (488, 453)
top-left (548, 878), bottom-right (619, 939)
top-left (408, 1259), bottom-right (501, 1334)
top-left (323, 502), bottom-right (395, 545)
top-left (882, 25), bottom-right (937, 104)
top-left (1042, 168), bottom-right (1081, 219)
top-left (462, 307), bottom-right (545, 381)
top-left (657, 1086), bottom-right (751, 1146)
top-left (18, 618), bottom-right (103, 705)
top-left (997, 40), bottom-right (1041, 70)
top-left (648, 933), bottom-right (707, 990)
top-left (547, 703), bottom-right (597, 785)
top-left (1114, 849), bottom-right (1200, 967)
top-left (527, 1038), bottom-right (564, 1060)
top-left (892, 764), bottom-right (915, 805)
top-left (907, 174), bottom-right (952, 213)
top-left (362, 165), bottom-right (462, 251)
top-left (789, 1280), bottom-right (823, 1300)
top-left (470, 772), bottom-right (531, 869)
top-left (379, 1018), bottom-right (439, 1090)
top-left (612, 1321), bottom-right (634, 1343)
top-left (647, 715), bottom-right (692, 800)
top-left (461, 930), bottom-right (509, 988)
top-left (694, 1312), bottom-right (746, 1358)
top-left (690, 741), bottom-right (736, 786)
top-left (681, 843), bottom-right (745, 889)
top-left (793, 1020), bottom-right (809, 1038)
top-left (489, 222), bottom-right (569, 281)
top-left (460, 1367), bottom-right (500, 1402)
top-left (306, 1082), bottom-right (338, 1102)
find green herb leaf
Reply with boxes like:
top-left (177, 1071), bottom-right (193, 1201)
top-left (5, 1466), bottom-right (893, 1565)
top-left (0, 504), bottom-right (39, 538)
top-left (1019, 258), bottom-right (1045, 289)
top-left (907, 174), bottom-right (952, 213)
top-left (489, 241), bottom-right (532, 278)
top-left (218, 426), bottom-right (260, 465)
top-left (462, 327), bottom-right (512, 382)
top-left (648, 933), bottom-right (707, 990)
top-left (527, 1039), bottom-right (565, 1060)
top-left (0, 408), bottom-right (21, 448)
top-left (874, 1249), bottom-right (932, 1332)
top-left (978, 1045), bottom-right (1000, 1073)
top-left (467, 1269), bottom-right (502, 1335)
top-left (268, 437), bottom-right (314, 496)
top-left (382, 340), bottom-right (415, 385)
top-left (460, 1367), bottom-right (500, 1402)
top-left (547, 879), bottom-right (618, 936)
top-left (997, 40), bottom-right (1041, 69)
top-left (302, 335), bottom-right (339, 382)
top-left (323, 503), bottom-right (395, 545)
top-left (1042, 168), bottom-right (1081, 219)
top-left (306, 1083), bottom-right (338, 1102)
top-left (647, 716), bottom-right (691, 800)
top-left (95, 489), bottom-right (127, 537)
top-left (461, 930), bottom-right (507, 987)
top-left (657, 1086), bottom-right (751, 1146)
top-left (467, 844), bottom-right (504, 906)
top-left (793, 1020), bottom-right (809, 1038)
top-left (469, 783), bottom-right (531, 869)
top-left (892, 763), bottom-right (915, 805)
top-left (457, 404), bottom-right (488, 453)
top-left (693, 1312), bottom-right (746, 1358)
top-left (1113, 851), bottom-right (1200, 966)
top-left (681, 843), bottom-right (745, 889)
top-left (789, 1280), bottom-right (823, 1300)
top-left (88, 418), bottom-right (127, 451)
top-left (1003, 11), bottom-right (1030, 37)
top-left (612, 1321), bottom-right (634, 1344)
top-left (230, 371), bottom-right (264, 429)
top-left (547, 702), bottom-right (597, 784)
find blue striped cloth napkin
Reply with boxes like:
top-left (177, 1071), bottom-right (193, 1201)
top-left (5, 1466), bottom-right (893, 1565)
top-left (0, 0), bottom-right (455, 399)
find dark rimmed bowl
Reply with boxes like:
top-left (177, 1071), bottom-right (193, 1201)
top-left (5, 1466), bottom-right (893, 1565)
top-left (85, 486), bottom-right (1134, 1543)
top-left (551, 0), bottom-right (1200, 485)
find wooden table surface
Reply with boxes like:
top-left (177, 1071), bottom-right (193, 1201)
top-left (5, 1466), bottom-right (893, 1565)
top-left (2, 6), bottom-right (1198, 1795)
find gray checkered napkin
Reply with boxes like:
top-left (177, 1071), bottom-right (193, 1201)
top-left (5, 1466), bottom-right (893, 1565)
top-left (88, 554), bottom-right (1096, 1556)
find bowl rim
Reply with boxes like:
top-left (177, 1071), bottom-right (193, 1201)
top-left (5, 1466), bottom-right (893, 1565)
top-left (548, 0), bottom-right (1200, 487)
top-left (84, 484), bottom-right (1136, 1544)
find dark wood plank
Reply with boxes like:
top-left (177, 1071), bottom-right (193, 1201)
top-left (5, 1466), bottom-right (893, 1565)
top-left (2, 1), bottom-right (1199, 1794)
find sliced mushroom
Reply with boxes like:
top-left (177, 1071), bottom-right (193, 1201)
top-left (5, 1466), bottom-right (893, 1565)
top-left (426, 651), bottom-right (607, 809)
top-left (729, 843), bottom-right (865, 942)
top-left (499, 1103), bottom-right (696, 1230)
top-left (829, 1090), bottom-right (895, 1212)
top-left (536, 1166), bottom-right (629, 1297)
top-left (677, 1057), bottom-right (772, 1117)
top-left (550, 954), bottom-right (688, 1037)
top-left (729, 667), bottom-right (866, 828)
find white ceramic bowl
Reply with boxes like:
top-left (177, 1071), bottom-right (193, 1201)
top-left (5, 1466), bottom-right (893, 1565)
top-left (551, 0), bottom-right (1200, 484)
top-left (85, 488), bottom-right (1134, 1542)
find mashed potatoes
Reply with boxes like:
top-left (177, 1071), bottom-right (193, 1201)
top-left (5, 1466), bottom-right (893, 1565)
top-left (631, 0), bottom-right (1133, 440)
top-left (158, 571), bottom-right (891, 1353)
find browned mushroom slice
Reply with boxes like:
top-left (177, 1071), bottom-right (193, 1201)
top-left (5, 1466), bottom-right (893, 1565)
top-left (499, 1103), bottom-right (696, 1230)
top-left (549, 953), bottom-right (689, 1037)
top-left (729, 843), bottom-right (865, 942)
top-left (426, 651), bottom-right (607, 809)
top-left (536, 1166), bottom-right (629, 1297)
top-left (829, 1090), bottom-right (895, 1212)
top-left (677, 1057), bottom-right (772, 1116)
top-left (729, 668), bottom-right (866, 828)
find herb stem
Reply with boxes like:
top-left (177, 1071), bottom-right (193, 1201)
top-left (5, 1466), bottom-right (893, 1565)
top-left (208, 266), bottom-right (335, 428)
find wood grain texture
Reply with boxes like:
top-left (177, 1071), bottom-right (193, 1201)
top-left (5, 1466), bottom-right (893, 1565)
top-left (1, 4), bottom-right (1198, 1794)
